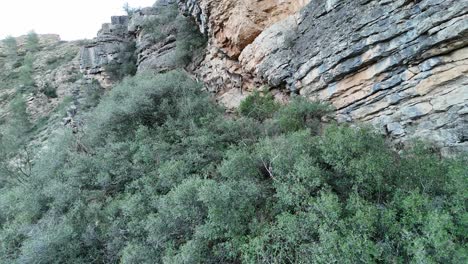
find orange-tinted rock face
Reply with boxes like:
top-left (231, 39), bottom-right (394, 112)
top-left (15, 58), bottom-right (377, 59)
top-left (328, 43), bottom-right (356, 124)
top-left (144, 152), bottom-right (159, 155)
top-left (205, 0), bottom-right (310, 58)
top-left (180, 0), bottom-right (467, 154)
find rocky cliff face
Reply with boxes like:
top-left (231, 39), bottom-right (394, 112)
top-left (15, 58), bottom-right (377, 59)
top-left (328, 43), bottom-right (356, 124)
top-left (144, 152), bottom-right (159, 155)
top-left (80, 0), bottom-right (467, 153)
top-left (177, 0), bottom-right (468, 154)
top-left (80, 16), bottom-right (134, 88)
top-left (80, 0), bottom-right (185, 88)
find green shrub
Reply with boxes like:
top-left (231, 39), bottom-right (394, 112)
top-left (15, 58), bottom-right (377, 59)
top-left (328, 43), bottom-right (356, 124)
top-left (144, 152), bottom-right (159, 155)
top-left (43, 84), bottom-right (57, 98)
top-left (45, 49), bottom-right (77, 70)
top-left (239, 90), bottom-right (280, 121)
top-left (142, 3), bottom-right (178, 42)
top-left (2, 36), bottom-right (18, 59)
top-left (123, 2), bottom-right (138, 17)
top-left (25, 31), bottom-right (40, 53)
top-left (275, 96), bottom-right (332, 133)
top-left (141, 3), bottom-right (206, 67)
top-left (18, 52), bottom-right (35, 91)
top-left (174, 15), bottom-right (207, 66)
top-left (0, 68), bottom-right (466, 263)
top-left (104, 43), bottom-right (137, 80)
top-left (82, 81), bottom-right (104, 109)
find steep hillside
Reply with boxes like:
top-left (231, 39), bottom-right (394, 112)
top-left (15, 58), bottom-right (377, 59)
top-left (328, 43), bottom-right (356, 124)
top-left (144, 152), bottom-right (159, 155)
top-left (0, 1), bottom-right (467, 263)
top-left (0, 34), bottom-right (84, 145)
top-left (78, 0), bottom-right (468, 154)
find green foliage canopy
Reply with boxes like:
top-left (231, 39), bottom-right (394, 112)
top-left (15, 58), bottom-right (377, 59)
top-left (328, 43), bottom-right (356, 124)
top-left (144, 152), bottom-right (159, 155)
top-left (0, 72), bottom-right (466, 263)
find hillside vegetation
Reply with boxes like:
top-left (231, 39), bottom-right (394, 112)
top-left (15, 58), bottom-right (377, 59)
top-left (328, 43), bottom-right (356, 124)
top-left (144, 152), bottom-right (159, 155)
top-left (0, 3), bottom-right (466, 263)
top-left (0, 69), bottom-right (466, 263)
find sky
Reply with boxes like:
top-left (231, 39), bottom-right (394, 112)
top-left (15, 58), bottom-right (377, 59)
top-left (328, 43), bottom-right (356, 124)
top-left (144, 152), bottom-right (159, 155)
top-left (0, 0), bottom-right (156, 41)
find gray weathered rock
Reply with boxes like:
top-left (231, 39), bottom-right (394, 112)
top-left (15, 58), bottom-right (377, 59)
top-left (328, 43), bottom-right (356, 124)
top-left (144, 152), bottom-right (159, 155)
top-left (80, 1), bottom-right (184, 85)
top-left (205, 0), bottom-right (467, 152)
top-left (79, 0), bottom-right (468, 153)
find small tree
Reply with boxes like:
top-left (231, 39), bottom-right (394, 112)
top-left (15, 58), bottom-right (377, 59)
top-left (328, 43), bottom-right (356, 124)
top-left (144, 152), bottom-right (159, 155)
top-left (2, 36), bottom-right (18, 58)
top-left (18, 52), bottom-right (35, 91)
top-left (123, 2), bottom-right (137, 17)
top-left (25, 31), bottom-right (40, 52)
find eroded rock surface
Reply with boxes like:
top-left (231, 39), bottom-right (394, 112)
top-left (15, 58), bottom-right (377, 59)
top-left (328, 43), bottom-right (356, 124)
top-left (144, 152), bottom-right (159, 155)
top-left (79, 0), bottom-right (467, 152)
top-left (80, 16), bottom-right (134, 87)
top-left (178, 0), bottom-right (310, 106)
top-left (182, 0), bottom-right (467, 152)
top-left (80, 0), bottom-right (184, 86)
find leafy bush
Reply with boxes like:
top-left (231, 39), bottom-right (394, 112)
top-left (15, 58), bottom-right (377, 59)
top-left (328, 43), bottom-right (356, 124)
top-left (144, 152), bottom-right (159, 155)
top-left (141, 2), bottom-right (206, 67)
top-left (42, 84), bottom-right (57, 98)
top-left (174, 15), bottom-right (207, 66)
top-left (2, 36), bottom-right (18, 59)
top-left (142, 3), bottom-right (178, 43)
top-left (45, 48), bottom-right (77, 70)
top-left (275, 96), bottom-right (333, 133)
top-left (81, 81), bottom-right (104, 109)
top-left (0, 63), bottom-right (466, 263)
top-left (18, 52), bottom-right (35, 91)
top-left (239, 90), bottom-right (279, 121)
top-left (123, 2), bottom-right (138, 17)
top-left (25, 31), bottom-right (40, 53)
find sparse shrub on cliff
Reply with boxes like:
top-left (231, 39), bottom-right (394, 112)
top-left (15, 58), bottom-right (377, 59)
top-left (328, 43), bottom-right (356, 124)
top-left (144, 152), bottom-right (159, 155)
top-left (104, 43), bottom-right (137, 80)
top-left (275, 96), bottom-right (333, 134)
top-left (45, 48), bottom-right (77, 70)
top-left (143, 3), bottom-right (179, 42)
top-left (2, 36), bottom-right (18, 59)
top-left (42, 84), bottom-right (57, 98)
top-left (0, 95), bottom-right (33, 186)
top-left (123, 2), bottom-right (138, 17)
top-left (82, 80), bottom-right (104, 109)
top-left (18, 52), bottom-right (35, 91)
top-left (174, 15), bottom-right (207, 66)
top-left (239, 89), bottom-right (280, 121)
top-left (25, 31), bottom-right (40, 53)
top-left (141, 3), bottom-right (206, 67)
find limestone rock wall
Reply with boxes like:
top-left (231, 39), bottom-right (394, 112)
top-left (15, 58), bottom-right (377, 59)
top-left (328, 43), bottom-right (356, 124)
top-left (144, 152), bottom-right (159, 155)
top-left (79, 0), bottom-right (467, 152)
top-left (80, 1), bottom-right (182, 87)
top-left (79, 16), bottom-right (133, 87)
top-left (181, 0), bottom-right (468, 153)
top-left (177, 0), bottom-right (311, 101)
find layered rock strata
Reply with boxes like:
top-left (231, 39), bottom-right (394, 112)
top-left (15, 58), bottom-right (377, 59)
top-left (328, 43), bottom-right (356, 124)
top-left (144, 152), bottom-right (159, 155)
top-left (80, 0), bottom-right (467, 153)
top-left (181, 0), bottom-right (468, 153)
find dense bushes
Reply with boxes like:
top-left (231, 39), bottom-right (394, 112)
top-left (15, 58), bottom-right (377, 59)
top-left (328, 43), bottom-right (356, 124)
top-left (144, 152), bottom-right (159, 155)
top-left (25, 31), bottom-right (40, 53)
top-left (0, 71), bottom-right (466, 263)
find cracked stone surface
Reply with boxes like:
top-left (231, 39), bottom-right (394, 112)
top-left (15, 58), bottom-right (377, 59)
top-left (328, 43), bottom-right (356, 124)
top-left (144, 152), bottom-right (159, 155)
top-left (181, 0), bottom-right (467, 153)
top-left (80, 0), bottom-right (467, 153)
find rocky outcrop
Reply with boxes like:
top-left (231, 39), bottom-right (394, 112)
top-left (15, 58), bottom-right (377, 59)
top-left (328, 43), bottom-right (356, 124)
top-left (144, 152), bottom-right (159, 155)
top-left (80, 16), bottom-right (134, 87)
top-left (79, 0), bottom-right (467, 153)
top-left (80, 0), bottom-right (183, 86)
top-left (178, 0), bottom-right (311, 97)
top-left (179, 0), bottom-right (310, 58)
top-left (180, 0), bottom-right (468, 153)
top-left (129, 4), bottom-right (179, 73)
